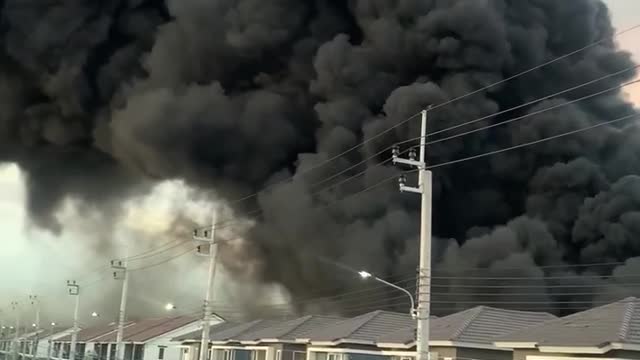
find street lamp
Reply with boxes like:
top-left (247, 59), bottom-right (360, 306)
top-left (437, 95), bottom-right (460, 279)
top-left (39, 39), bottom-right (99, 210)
top-left (358, 270), bottom-right (417, 318)
top-left (90, 312), bottom-right (99, 318)
top-left (164, 303), bottom-right (176, 311)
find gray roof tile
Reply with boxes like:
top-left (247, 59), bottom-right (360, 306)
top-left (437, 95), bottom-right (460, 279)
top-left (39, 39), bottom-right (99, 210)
top-left (237, 315), bottom-right (344, 342)
top-left (302, 311), bottom-right (415, 344)
top-left (496, 297), bottom-right (640, 347)
top-left (57, 323), bottom-right (134, 342)
top-left (173, 322), bottom-right (241, 342)
top-left (378, 306), bottom-right (555, 346)
top-left (92, 316), bottom-right (198, 343)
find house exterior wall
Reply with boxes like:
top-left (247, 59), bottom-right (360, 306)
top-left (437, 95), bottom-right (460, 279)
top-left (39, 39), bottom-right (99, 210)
top-left (513, 349), bottom-right (640, 360)
top-left (142, 321), bottom-right (204, 360)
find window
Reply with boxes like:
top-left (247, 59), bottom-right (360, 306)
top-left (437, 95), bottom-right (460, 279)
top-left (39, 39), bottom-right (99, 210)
top-left (159, 347), bottom-right (166, 360)
top-left (293, 352), bottom-right (306, 360)
top-left (327, 354), bottom-right (341, 360)
top-left (76, 344), bottom-right (86, 360)
top-left (125, 344), bottom-right (134, 360)
top-left (345, 354), bottom-right (389, 360)
top-left (109, 344), bottom-right (116, 360)
top-left (133, 344), bottom-right (145, 360)
top-left (235, 350), bottom-right (251, 360)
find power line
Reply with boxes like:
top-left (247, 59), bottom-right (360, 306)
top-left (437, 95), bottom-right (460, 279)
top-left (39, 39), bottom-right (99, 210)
top-left (426, 112), bottom-right (638, 170)
top-left (75, 110), bottom-right (640, 301)
top-left (424, 79), bottom-right (640, 147)
top-left (135, 64), bottom-right (640, 270)
top-left (425, 63), bottom-right (640, 138)
top-left (189, 22), bottom-right (640, 230)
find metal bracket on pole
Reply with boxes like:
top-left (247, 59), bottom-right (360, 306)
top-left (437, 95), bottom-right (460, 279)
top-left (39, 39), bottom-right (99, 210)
top-left (66, 281), bottom-right (80, 296)
top-left (193, 228), bottom-right (215, 243)
top-left (111, 260), bottom-right (127, 280)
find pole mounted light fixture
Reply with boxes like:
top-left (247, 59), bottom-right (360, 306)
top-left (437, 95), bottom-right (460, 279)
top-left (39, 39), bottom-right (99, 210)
top-left (358, 270), bottom-right (416, 319)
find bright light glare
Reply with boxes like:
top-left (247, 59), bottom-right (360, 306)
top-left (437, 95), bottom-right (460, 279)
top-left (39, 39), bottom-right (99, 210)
top-left (91, 312), bottom-right (99, 317)
top-left (358, 271), bottom-right (372, 279)
top-left (51, 322), bottom-right (56, 326)
top-left (165, 303), bottom-right (175, 311)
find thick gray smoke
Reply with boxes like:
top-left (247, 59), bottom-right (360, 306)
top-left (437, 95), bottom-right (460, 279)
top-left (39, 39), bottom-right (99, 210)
top-left (2, 0), bottom-right (640, 316)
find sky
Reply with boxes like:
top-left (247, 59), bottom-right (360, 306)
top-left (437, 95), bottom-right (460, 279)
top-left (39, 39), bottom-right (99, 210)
top-left (606, 0), bottom-right (640, 103)
top-left (0, 0), bottom-right (638, 327)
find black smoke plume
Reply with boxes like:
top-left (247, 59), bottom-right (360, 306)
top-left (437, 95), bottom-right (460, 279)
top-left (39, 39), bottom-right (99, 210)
top-left (2, 0), bottom-right (640, 316)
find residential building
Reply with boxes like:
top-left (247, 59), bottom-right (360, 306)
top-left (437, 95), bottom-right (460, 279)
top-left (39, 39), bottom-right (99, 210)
top-left (299, 310), bottom-right (416, 360)
top-left (174, 319), bottom-right (287, 360)
top-left (53, 322), bottom-right (133, 360)
top-left (237, 315), bottom-right (345, 360)
top-left (174, 322), bottom-right (243, 360)
top-left (376, 306), bottom-right (556, 360)
top-left (35, 328), bottom-right (76, 360)
top-left (89, 316), bottom-right (206, 360)
top-left (494, 297), bottom-right (640, 360)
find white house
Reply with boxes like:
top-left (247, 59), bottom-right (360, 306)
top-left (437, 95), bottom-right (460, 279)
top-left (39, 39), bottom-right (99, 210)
top-left (90, 315), bottom-right (220, 360)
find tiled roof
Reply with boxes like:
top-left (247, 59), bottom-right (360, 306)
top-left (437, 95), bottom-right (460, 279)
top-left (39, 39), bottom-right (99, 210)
top-left (57, 323), bottom-right (133, 342)
top-left (173, 322), bottom-right (240, 342)
top-left (301, 310), bottom-right (415, 344)
top-left (237, 315), bottom-right (344, 343)
top-left (92, 316), bottom-right (198, 343)
top-left (378, 306), bottom-right (555, 346)
top-left (496, 297), bottom-right (640, 347)
top-left (173, 320), bottom-right (283, 343)
top-left (209, 320), bottom-right (283, 343)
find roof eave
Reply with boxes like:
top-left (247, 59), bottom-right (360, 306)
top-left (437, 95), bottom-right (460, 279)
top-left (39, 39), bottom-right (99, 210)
top-left (493, 341), bottom-right (538, 349)
top-left (537, 345), bottom-right (608, 354)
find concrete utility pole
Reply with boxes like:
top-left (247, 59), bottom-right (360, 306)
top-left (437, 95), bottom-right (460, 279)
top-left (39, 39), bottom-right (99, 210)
top-left (392, 108), bottom-right (432, 360)
top-left (111, 260), bottom-right (129, 360)
top-left (193, 209), bottom-right (219, 360)
top-left (67, 280), bottom-right (81, 360)
top-left (29, 295), bottom-right (40, 357)
top-left (11, 301), bottom-right (20, 360)
top-left (47, 322), bottom-right (57, 360)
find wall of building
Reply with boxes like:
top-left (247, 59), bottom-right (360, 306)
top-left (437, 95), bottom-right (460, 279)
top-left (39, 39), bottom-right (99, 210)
top-left (513, 348), bottom-right (640, 360)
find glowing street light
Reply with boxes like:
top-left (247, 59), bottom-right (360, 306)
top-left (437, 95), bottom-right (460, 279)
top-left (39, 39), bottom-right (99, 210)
top-left (165, 303), bottom-right (176, 311)
top-left (91, 312), bottom-right (99, 318)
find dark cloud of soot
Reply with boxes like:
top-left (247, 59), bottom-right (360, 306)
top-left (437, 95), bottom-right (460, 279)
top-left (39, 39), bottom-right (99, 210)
top-left (2, 0), bottom-right (640, 315)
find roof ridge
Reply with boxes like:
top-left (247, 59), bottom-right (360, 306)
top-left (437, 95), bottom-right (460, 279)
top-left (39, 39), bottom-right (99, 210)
top-left (346, 310), bottom-right (383, 337)
top-left (617, 300), bottom-right (636, 342)
top-left (278, 315), bottom-right (313, 338)
top-left (450, 306), bottom-right (485, 340)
